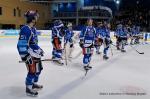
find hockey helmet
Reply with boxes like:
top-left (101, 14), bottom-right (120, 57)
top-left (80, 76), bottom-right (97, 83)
top-left (24, 10), bottom-right (39, 23)
top-left (53, 20), bottom-right (64, 28)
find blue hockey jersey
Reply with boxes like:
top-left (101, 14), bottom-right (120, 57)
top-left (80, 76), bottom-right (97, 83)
top-left (64, 29), bottom-right (74, 44)
top-left (115, 27), bottom-right (127, 38)
top-left (17, 25), bottom-right (42, 58)
top-left (99, 26), bottom-right (110, 39)
top-left (96, 27), bottom-right (103, 38)
top-left (51, 27), bottom-right (64, 42)
top-left (131, 26), bottom-right (140, 36)
top-left (80, 26), bottom-right (97, 47)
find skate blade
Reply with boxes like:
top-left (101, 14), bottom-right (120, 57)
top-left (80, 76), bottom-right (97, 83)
top-left (32, 88), bottom-right (43, 91)
top-left (26, 93), bottom-right (38, 97)
top-left (52, 60), bottom-right (64, 66)
top-left (83, 69), bottom-right (92, 78)
top-left (103, 58), bottom-right (109, 60)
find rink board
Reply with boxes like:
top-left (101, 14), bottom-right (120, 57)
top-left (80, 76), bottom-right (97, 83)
top-left (0, 30), bottom-right (150, 41)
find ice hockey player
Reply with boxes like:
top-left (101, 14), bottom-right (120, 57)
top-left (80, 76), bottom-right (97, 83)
top-left (144, 31), bottom-right (148, 44)
top-left (130, 25), bottom-right (141, 45)
top-left (95, 22), bottom-right (103, 54)
top-left (115, 24), bottom-right (128, 52)
top-left (101, 22), bottom-right (112, 60)
top-left (51, 20), bottom-right (65, 65)
top-left (64, 22), bottom-right (74, 58)
top-left (134, 25), bottom-right (141, 44)
top-left (17, 10), bottom-right (44, 97)
top-left (79, 18), bottom-right (97, 71)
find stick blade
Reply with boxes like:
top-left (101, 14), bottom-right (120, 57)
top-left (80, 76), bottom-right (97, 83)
top-left (139, 52), bottom-right (144, 54)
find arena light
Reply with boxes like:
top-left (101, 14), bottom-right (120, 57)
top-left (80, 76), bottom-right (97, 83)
top-left (114, 0), bottom-right (121, 10)
top-left (116, 0), bottom-right (120, 4)
top-left (114, 0), bottom-right (120, 4)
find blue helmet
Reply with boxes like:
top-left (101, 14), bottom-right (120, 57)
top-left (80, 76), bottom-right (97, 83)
top-left (53, 20), bottom-right (64, 28)
top-left (24, 10), bottom-right (39, 23)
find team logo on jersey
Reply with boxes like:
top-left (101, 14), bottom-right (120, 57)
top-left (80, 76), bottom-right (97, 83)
top-left (85, 40), bottom-right (93, 44)
top-left (87, 28), bottom-right (95, 37)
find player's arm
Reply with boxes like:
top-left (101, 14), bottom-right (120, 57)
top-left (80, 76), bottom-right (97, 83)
top-left (79, 27), bottom-right (86, 48)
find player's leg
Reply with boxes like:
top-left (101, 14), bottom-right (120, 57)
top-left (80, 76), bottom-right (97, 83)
top-left (33, 59), bottom-right (43, 91)
top-left (52, 37), bottom-right (63, 64)
top-left (95, 38), bottom-right (102, 54)
top-left (130, 36), bottom-right (134, 45)
top-left (68, 39), bottom-right (74, 58)
top-left (103, 39), bottom-right (110, 60)
top-left (82, 48), bottom-right (92, 70)
top-left (52, 48), bottom-right (56, 59)
top-left (103, 46), bottom-right (109, 60)
top-left (121, 38), bottom-right (126, 52)
top-left (25, 58), bottom-right (38, 96)
top-left (116, 37), bottom-right (121, 50)
top-left (87, 47), bottom-right (94, 68)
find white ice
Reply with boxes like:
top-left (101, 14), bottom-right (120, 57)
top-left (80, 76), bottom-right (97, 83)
top-left (0, 36), bottom-right (150, 99)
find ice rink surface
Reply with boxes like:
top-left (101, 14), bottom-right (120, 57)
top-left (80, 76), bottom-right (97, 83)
top-left (0, 36), bottom-right (150, 99)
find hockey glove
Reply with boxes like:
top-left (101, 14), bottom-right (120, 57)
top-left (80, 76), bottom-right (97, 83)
top-left (22, 54), bottom-right (33, 65)
top-left (79, 39), bottom-right (84, 48)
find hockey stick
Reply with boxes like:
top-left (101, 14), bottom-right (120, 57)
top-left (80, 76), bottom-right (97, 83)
top-left (19, 58), bottom-right (53, 63)
top-left (111, 43), bottom-right (144, 54)
top-left (111, 43), bottom-right (117, 48)
top-left (64, 47), bottom-right (68, 66)
top-left (129, 45), bottom-right (144, 54)
top-left (110, 45), bottom-right (113, 56)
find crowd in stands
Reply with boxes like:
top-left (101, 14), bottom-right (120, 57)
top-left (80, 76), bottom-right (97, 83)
top-left (53, 6), bottom-right (112, 18)
top-left (47, 6), bottom-right (150, 32)
top-left (113, 9), bottom-right (150, 32)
